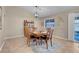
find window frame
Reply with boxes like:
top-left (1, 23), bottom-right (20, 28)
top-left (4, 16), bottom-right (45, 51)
top-left (44, 18), bottom-right (55, 29)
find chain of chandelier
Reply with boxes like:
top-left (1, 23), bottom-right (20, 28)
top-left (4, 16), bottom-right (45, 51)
top-left (34, 6), bottom-right (39, 18)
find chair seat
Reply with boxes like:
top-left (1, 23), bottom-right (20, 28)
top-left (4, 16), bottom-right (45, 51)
top-left (30, 35), bottom-right (36, 38)
top-left (40, 35), bottom-right (49, 40)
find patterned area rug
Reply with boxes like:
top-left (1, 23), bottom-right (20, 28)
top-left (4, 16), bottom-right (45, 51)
top-left (30, 41), bottom-right (67, 53)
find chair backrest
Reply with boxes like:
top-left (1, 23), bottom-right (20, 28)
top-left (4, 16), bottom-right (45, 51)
top-left (30, 27), bottom-right (36, 32)
top-left (24, 26), bottom-right (30, 38)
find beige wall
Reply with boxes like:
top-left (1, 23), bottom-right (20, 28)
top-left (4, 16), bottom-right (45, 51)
top-left (34, 19), bottom-right (44, 31)
top-left (4, 7), bottom-right (35, 38)
top-left (0, 7), bottom-right (5, 50)
top-left (0, 30), bottom-right (2, 48)
top-left (39, 11), bottom-right (79, 40)
top-left (39, 13), bottom-right (68, 40)
top-left (0, 7), bottom-right (2, 46)
top-left (54, 13), bottom-right (68, 39)
top-left (4, 7), bottom-right (79, 40)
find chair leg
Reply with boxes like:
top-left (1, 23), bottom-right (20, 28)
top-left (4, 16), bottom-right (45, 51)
top-left (36, 39), bottom-right (38, 45)
top-left (38, 40), bottom-right (40, 45)
top-left (26, 39), bottom-right (28, 45)
top-left (39, 37), bottom-right (42, 45)
top-left (24, 37), bottom-right (28, 46)
top-left (50, 38), bottom-right (52, 47)
top-left (45, 40), bottom-right (48, 49)
top-left (28, 40), bottom-right (30, 47)
top-left (39, 39), bottom-right (42, 45)
top-left (27, 38), bottom-right (30, 47)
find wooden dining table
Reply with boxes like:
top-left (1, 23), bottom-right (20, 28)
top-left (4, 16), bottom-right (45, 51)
top-left (30, 31), bottom-right (50, 49)
top-left (31, 31), bottom-right (47, 38)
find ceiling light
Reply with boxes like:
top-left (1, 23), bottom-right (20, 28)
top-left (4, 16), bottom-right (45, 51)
top-left (34, 6), bottom-right (39, 18)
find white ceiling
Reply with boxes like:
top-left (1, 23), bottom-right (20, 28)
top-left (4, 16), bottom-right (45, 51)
top-left (21, 6), bottom-right (79, 17)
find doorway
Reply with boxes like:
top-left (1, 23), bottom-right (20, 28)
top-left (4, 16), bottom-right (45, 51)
top-left (74, 16), bottom-right (79, 41)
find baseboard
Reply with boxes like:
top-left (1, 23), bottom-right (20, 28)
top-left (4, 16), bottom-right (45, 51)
top-left (53, 35), bottom-right (68, 40)
top-left (0, 35), bottom-right (24, 52)
top-left (4, 34), bottom-right (67, 40)
top-left (0, 40), bottom-right (6, 52)
top-left (4, 35), bottom-right (24, 40)
top-left (52, 35), bottom-right (76, 43)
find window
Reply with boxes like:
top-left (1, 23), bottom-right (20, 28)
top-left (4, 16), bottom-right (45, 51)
top-left (74, 16), bottom-right (79, 41)
top-left (44, 18), bottom-right (55, 29)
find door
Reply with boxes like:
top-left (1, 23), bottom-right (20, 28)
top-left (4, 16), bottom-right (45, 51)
top-left (68, 13), bottom-right (79, 42)
top-left (74, 15), bottom-right (79, 42)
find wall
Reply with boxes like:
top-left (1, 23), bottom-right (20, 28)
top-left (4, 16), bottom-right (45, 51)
top-left (34, 18), bottom-right (44, 31)
top-left (0, 7), bottom-right (2, 29)
top-left (54, 13), bottom-right (68, 39)
top-left (0, 30), bottom-right (2, 49)
top-left (4, 7), bottom-right (79, 40)
top-left (39, 13), bottom-right (68, 40)
top-left (0, 7), bottom-right (5, 51)
top-left (4, 6), bottom-right (35, 39)
top-left (39, 11), bottom-right (79, 40)
top-left (52, 10), bottom-right (79, 40)
top-left (0, 7), bottom-right (2, 46)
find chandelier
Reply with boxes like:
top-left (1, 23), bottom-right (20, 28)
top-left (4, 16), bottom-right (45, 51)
top-left (34, 6), bottom-right (39, 19)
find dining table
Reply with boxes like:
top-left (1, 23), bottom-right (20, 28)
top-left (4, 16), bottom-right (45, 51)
top-left (31, 31), bottom-right (47, 38)
top-left (30, 30), bottom-right (53, 49)
top-left (30, 31), bottom-right (49, 46)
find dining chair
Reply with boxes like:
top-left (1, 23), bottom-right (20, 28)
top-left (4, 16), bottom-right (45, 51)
top-left (24, 26), bottom-right (39, 46)
top-left (24, 26), bottom-right (31, 46)
top-left (40, 34), bottom-right (49, 49)
top-left (40, 28), bottom-right (54, 49)
top-left (47, 28), bottom-right (54, 47)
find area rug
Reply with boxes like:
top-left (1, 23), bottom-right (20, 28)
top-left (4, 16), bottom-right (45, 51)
top-left (30, 41), bottom-right (66, 53)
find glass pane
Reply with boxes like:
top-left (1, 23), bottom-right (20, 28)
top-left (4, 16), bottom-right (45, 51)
top-left (45, 19), bottom-right (55, 29)
top-left (74, 16), bottom-right (79, 41)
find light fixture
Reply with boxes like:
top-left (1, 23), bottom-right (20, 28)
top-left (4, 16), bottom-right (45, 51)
top-left (35, 12), bottom-right (39, 18)
top-left (34, 6), bottom-right (39, 19)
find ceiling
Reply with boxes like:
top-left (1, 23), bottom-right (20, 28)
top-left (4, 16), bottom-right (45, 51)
top-left (21, 6), bottom-right (79, 17)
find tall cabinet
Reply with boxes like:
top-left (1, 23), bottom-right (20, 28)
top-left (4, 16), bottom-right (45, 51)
top-left (68, 13), bottom-right (79, 42)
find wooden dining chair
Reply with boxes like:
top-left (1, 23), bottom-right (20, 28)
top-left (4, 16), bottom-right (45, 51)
top-left (40, 28), bottom-right (54, 49)
top-left (24, 26), bottom-right (31, 46)
top-left (24, 20), bottom-right (38, 46)
top-left (47, 28), bottom-right (54, 47)
top-left (24, 26), bottom-right (39, 47)
top-left (40, 34), bottom-right (49, 49)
